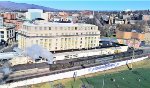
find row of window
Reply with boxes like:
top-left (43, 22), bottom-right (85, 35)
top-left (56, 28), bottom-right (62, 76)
top-left (21, 39), bottom-right (98, 50)
top-left (0, 31), bottom-right (15, 38)
top-left (21, 31), bottom-right (99, 36)
top-left (28, 32), bottom-right (99, 36)
top-left (23, 25), bottom-right (97, 31)
top-left (7, 30), bottom-right (15, 38)
top-left (27, 37), bottom-right (98, 42)
top-left (29, 39), bottom-right (97, 43)
top-left (28, 43), bottom-right (97, 50)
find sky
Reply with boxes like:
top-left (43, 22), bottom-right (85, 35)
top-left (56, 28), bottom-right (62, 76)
top-left (0, 0), bottom-right (150, 11)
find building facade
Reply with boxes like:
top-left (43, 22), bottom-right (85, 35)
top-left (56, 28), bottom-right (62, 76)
top-left (25, 9), bottom-right (43, 20)
top-left (1, 12), bottom-right (17, 20)
top-left (0, 26), bottom-right (16, 44)
top-left (142, 15), bottom-right (150, 21)
top-left (4, 19), bottom-right (24, 31)
top-left (116, 30), bottom-right (145, 48)
top-left (116, 31), bottom-right (145, 40)
top-left (18, 22), bottom-right (100, 51)
top-left (42, 12), bottom-right (52, 22)
top-left (144, 32), bottom-right (150, 45)
top-left (0, 17), bottom-right (3, 27)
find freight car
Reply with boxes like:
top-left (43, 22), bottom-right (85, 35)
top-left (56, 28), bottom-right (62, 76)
top-left (53, 46), bottom-right (128, 61)
top-left (49, 49), bottom-right (144, 71)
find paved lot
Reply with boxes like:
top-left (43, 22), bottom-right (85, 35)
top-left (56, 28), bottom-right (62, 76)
top-left (0, 46), bottom-right (4, 50)
top-left (0, 43), bottom-right (18, 53)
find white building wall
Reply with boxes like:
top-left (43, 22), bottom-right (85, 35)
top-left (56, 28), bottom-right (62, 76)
top-left (25, 9), bottom-right (43, 20)
top-left (25, 12), bottom-right (31, 20)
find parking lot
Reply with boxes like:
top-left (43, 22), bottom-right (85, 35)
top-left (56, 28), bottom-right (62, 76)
top-left (0, 43), bottom-right (18, 53)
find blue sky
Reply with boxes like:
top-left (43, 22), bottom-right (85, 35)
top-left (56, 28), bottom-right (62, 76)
top-left (0, 0), bottom-right (150, 10)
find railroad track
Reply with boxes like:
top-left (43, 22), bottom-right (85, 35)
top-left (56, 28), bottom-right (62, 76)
top-left (4, 53), bottom-right (148, 84)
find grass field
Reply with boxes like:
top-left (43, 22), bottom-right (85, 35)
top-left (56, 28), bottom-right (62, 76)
top-left (28, 58), bottom-right (150, 88)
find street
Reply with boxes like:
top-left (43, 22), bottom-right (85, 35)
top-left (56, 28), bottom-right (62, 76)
top-left (0, 43), bottom-right (18, 53)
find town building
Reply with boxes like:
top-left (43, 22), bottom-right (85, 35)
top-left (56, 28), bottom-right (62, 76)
top-left (42, 12), bottom-right (52, 22)
top-left (116, 30), bottom-right (144, 40)
top-left (1, 12), bottom-right (17, 20)
top-left (25, 9), bottom-right (43, 20)
top-left (123, 15), bottom-right (131, 20)
top-left (142, 15), bottom-right (150, 21)
top-left (0, 17), bottom-right (4, 27)
top-left (114, 19), bottom-right (125, 24)
top-left (0, 12), bottom-right (24, 31)
top-left (4, 19), bottom-right (24, 31)
top-left (116, 30), bottom-right (145, 48)
top-left (18, 21), bottom-right (100, 51)
top-left (144, 32), bottom-right (150, 45)
top-left (0, 25), bottom-right (16, 44)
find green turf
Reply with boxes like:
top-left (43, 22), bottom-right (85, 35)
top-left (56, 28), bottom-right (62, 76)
top-left (78, 68), bottom-right (150, 88)
top-left (29, 59), bottom-right (150, 88)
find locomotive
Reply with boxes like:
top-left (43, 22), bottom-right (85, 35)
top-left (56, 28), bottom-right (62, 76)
top-left (49, 49), bottom-right (144, 71)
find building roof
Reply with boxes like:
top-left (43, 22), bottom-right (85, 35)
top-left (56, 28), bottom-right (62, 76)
top-left (28, 9), bottom-right (43, 13)
top-left (100, 37), bottom-right (118, 42)
top-left (34, 18), bottom-right (45, 20)
top-left (23, 22), bottom-right (97, 27)
top-left (53, 46), bottom-right (125, 57)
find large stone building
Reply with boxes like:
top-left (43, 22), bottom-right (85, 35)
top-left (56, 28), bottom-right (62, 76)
top-left (18, 21), bottom-right (100, 51)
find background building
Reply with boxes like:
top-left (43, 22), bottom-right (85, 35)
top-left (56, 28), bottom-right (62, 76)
top-left (142, 15), bottom-right (150, 21)
top-left (116, 30), bottom-right (145, 48)
top-left (25, 9), bottom-right (43, 20)
top-left (18, 21), bottom-right (100, 51)
top-left (2, 12), bottom-right (17, 20)
top-left (0, 17), bottom-right (3, 28)
top-left (116, 31), bottom-right (144, 40)
top-left (42, 12), bottom-right (52, 22)
top-left (0, 26), bottom-right (16, 44)
top-left (144, 32), bottom-right (150, 45)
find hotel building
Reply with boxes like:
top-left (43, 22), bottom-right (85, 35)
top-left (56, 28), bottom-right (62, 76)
top-left (18, 21), bottom-right (100, 51)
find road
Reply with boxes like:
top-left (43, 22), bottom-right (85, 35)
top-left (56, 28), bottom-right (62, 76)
top-left (0, 42), bottom-right (18, 53)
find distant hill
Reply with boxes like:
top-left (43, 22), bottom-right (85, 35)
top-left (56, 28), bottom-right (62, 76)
top-left (0, 1), bottom-right (59, 12)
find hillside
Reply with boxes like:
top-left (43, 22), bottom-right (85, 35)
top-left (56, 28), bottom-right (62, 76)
top-left (0, 1), bottom-right (59, 12)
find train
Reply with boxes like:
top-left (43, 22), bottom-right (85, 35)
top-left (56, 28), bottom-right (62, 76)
top-left (49, 49), bottom-right (144, 71)
top-left (4, 49), bottom-right (145, 84)
top-left (7, 46), bottom-right (128, 66)
top-left (53, 46), bottom-right (128, 61)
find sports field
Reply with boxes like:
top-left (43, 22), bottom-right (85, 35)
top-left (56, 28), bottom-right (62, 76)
top-left (28, 58), bottom-right (150, 88)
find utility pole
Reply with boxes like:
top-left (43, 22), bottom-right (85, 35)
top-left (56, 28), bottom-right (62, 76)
top-left (130, 38), bottom-right (135, 70)
top-left (101, 60), bottom-right (109, 88)
top-left (102, 71), bottom-right (106, 88)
